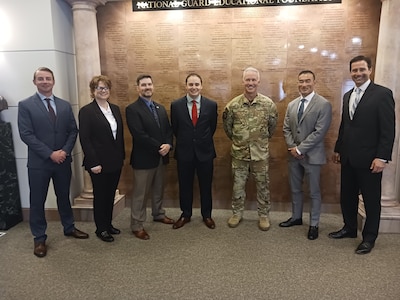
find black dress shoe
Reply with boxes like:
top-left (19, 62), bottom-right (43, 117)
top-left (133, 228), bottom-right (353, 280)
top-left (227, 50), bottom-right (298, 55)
top-left (173, 217), bottom-right (191, 229)
top-left (96, 231), bottom-right (114, 242)
top-left (328, 228), bottom-right (357, 239)
top-left (355, 241), bottom-right (374, 254)
top-left (108, 226), bottom-right (121, 235)
top-left (279, 218), bottom-right (303, 227)
top-left (307, 226), bottom-right (319, 240)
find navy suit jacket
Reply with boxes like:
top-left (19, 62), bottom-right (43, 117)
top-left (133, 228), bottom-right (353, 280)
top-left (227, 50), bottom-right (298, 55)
top-left (171, 96), bottom-right (218, 162)
top-left (18, 93), bottom-right (78, 169)
top-left (126, 97), bottom-right (173, 169)
top-left (78, 100), bottom-right (125, 173)
top-left (334, 82), bottom-right (395, 168)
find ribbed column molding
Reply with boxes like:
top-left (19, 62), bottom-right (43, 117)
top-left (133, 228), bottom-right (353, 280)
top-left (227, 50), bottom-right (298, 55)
top-left (375, 0), bottom-right (400, 207)
top-left (64, 0), bottom-right (105, 200)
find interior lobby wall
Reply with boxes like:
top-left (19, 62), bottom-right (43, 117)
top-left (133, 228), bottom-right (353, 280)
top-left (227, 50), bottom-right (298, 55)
top-left (96, 0), bottom-right (381, 211)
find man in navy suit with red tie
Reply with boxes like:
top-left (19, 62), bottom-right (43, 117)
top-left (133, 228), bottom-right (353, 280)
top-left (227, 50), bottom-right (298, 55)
top-left (18, 67), bottom-right (89, 258)
top-left (329, 56), bottom-right (395, 254)
top-left (171, 73), bottom-right (218, 229)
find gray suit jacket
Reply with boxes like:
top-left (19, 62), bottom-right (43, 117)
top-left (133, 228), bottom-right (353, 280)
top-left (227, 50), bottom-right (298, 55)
top-left (18, 93), bottom-right (78, 169)
top-left (283, 93), bottom-right (332, 165)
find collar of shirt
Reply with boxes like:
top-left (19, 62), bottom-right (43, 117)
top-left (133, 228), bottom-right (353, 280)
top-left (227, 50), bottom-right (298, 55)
top-left (139, 96), bottom-right (154, 109)
top-left (187, 95), bottom-right (200, 104)
top-left (354, 79), bottom-right (371, 94)
top-left (37, 92), bottom-right (54, 102)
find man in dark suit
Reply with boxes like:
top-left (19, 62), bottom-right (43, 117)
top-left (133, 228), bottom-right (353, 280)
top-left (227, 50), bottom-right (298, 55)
top-left (280, 70), bottom-right (332, 240)
top-left (329, 56), bottom-right (395, 254)
top-left (126, 74), bottom-right (174, 240)
top-left (171, 73), bottom-right (218, 229)
top-left (18, 67), bottom-right (89, 258)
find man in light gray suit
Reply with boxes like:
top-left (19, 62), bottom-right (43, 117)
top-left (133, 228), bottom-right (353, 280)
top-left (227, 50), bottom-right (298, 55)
top-left (279, 70), bottom-right (332, 240)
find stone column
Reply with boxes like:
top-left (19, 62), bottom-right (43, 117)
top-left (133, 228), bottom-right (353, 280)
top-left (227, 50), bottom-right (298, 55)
top-left (64, 0), bottom-right (125, 218)
top-left (359, 0), bottom-right (400, 233)
top-left (375, 0), bottom-right (400, 207)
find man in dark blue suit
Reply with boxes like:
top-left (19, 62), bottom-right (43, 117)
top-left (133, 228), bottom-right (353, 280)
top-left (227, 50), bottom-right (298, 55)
top-left (171, 73), bottom-right (218, 229)
top-left (18, 67), bottom-right (88, 258)
top-left (329, 56), bottom-right (395, 254)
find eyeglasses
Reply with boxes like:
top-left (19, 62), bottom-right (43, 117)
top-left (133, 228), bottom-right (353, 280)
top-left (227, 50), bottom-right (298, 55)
top-left (95, 86), bottom-right (109, 92)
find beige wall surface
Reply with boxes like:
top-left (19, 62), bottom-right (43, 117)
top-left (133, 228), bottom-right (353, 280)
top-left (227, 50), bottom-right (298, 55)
top-left (96, 0), bottom-right (381, 211)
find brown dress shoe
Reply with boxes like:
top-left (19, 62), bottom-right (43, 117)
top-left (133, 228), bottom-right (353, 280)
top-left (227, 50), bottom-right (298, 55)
top-left (132, 229), bottom-right (150, 240)
top-left (65, 228), bottom-right (89, 239)
top-left (173, 217), bottom-right (191, 229)
top-left (154, 216), bottom-right (175, 224)
top-left (34, 241), bottom-right (47, 258)
top-left (203, 218), bottom-right (216, 229)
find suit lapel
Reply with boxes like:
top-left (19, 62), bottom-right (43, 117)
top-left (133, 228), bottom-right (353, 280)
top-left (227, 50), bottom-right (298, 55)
top-left (34, 94), bottom-right (55, 126)
top-left (91, 100), bottom-right (115, 141)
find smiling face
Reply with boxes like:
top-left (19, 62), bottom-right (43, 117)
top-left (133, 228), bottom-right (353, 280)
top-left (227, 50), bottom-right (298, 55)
top-left (94, 81), bottom-right (110, 101)
top-left (33, 70), bottom-right (54, 97)
top-left (298, 72), bottom-right (315, 97)
top-left (186, 75), bottom-right (203, 99)
top-left (137, 77), bottom-right (154, 99)
top-left (350, 60), bottom-right (372, 87)
top-left (243, 70), bottom-right (259, 99)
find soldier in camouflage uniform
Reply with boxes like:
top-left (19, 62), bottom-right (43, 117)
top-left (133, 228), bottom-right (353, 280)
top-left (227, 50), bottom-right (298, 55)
top-left (222, 67), bottom-right (278, 231)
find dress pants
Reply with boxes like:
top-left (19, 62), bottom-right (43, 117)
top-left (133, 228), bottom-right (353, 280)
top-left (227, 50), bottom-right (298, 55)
top-left (90, 169), bottom-right (121, 234)
top-left (28, 163), bottom-right (74, 242)
top-left (177, 157), bottom-right (213, 218)
top-left (340, 162), bottom-right (382, 243)
top-left (131, 159), bottom-right (166, 231)
top-left (288, 158), bottom-right (322, 226)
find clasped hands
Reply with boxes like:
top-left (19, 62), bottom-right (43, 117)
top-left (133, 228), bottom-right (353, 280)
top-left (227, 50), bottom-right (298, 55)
top-left (288, 147), bottom-right (304, 160)
top-left (50, 150), bottom-right (67, 164)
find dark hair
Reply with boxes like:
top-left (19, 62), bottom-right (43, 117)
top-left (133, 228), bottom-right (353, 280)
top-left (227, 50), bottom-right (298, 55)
top-left (298, 70), bottom-right (315, 80)
top-left (136, 74), bottom-right (152, 85)
top-left (33, 67), bottom-right (54, 80)
top-left (89, 75), bottom-right (112, 98)
top-left (185, 73), bottom-right (202, 84)
top-left (349, 55), bottom-right (372, 71)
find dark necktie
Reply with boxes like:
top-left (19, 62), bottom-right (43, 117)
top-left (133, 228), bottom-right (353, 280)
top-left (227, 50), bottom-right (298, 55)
top-left (44, 98), bottom-right (56, 124)
top-left (350, 88), bottom-right (361, 120)
top-left (192, 100), bottom-right (198, 126)
top-left (297, 98), bottom-right (306, 123)
top-left (150, 102), bottom-right (160, 127)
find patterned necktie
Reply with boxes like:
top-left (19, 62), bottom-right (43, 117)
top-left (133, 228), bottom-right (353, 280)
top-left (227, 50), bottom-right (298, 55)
top-left (350, 88), bottom-right (361, 120)
top-left (150, 102), bottom-right (160, 127)
top-left (297, 98), bottom-right (306, 123)
top-left (192, 100), bottom-right (198, 126)
top-left (44, 98), bottom-right (56, 123)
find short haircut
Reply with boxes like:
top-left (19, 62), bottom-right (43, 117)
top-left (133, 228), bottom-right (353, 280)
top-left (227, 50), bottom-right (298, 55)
top-left (33, 67), bottom-right (54, 80)
top-left (136, 74), bottom-right (152, 85)
top-left (185, 73), bottom-right (202, 84)
top-left (243, 67), bottom-right (260, 80)
top-left (298, 70), bottom-right (315, 80)
top-left (89, 75), bottom-right (112, 98)
top-left (349, 55), bottom-right (372, 71)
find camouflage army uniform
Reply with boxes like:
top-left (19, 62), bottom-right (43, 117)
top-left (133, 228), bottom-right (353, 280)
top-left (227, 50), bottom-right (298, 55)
top-left (222, 93), bottom-right (278, 217)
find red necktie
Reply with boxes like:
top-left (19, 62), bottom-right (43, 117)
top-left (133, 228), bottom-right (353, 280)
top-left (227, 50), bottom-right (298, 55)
top-left (192, 100), bottom-right (198, 126)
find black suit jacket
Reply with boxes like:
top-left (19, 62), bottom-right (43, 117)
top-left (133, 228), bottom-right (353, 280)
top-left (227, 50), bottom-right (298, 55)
top-left (78, 100), bottom-right (125, 173)
top-left (171, 96), bottom-right (218, 162)
top-left (126, 97), bottom-right (173, 169)
top-left (334, 82), bottom-right (395, 168)
top-left (18, 93), bottom-right (78, 169)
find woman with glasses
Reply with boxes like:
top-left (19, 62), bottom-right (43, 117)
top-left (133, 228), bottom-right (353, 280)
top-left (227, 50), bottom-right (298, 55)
top-left (78, 75), bottom-right (125, 242)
